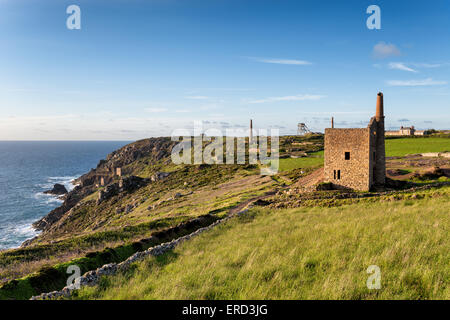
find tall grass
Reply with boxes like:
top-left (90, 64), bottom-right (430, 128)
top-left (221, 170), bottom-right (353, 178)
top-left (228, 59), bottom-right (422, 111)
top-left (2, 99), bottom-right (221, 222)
top-left (74, 187), bottom-right (449, 300)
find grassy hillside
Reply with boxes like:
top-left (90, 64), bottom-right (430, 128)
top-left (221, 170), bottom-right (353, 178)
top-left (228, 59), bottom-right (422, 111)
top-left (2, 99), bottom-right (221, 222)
top-left (0, 136), bottom-right (284, 298)
top-left (1, 134), bottom-right (449, 299)
top-left (73, 185), bottom-right (449, 300)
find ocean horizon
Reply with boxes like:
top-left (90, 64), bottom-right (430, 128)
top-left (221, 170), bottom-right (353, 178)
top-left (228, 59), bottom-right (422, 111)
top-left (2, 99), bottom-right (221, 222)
top-left (0, 141), bottom-right (130, 250)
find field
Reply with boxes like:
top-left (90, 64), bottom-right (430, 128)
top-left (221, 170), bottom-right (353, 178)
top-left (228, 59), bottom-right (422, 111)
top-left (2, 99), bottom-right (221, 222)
top-left (278, 151), bottom-right (324, 172)
top-left (385, 137), bottom-right (450, 157)
top-left (73, 185), bottom-right (450, 300)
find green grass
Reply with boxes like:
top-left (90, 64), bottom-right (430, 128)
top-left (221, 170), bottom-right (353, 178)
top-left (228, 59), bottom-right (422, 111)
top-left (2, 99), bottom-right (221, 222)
top-left (0, 166), bottom-right (274, 293)
top-left (73, 186), bottom-right (450, 300)
top-left (278, 151), bottom-right (324, 172)
top-left (0, 213), bottom-right (219, 300)
top-left (385, 137), bottom-right (450, 157)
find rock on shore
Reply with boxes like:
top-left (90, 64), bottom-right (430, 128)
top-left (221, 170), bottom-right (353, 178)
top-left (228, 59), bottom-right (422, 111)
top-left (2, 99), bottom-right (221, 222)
top-left (43, 183), bottom-right (68, 195)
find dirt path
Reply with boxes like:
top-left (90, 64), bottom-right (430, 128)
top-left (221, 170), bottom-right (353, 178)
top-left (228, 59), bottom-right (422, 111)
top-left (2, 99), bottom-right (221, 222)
top-left (228, 190), bottom-right (277, 215)
top-left (294, 168), bottom-right (324, 189)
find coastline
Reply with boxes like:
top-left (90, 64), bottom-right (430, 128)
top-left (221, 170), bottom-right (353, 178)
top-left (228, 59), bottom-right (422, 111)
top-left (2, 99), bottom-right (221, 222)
top-left (0, 176), bottom-right (80, 252)
top-left (0, 140), bottom-right (129, 251)
top-left (19, 177), bottom-right (79, 248)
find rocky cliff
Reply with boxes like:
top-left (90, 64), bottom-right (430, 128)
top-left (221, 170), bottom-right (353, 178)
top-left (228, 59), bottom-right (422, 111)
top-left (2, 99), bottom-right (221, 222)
top-left (30, 137), bottom-right (177, 234)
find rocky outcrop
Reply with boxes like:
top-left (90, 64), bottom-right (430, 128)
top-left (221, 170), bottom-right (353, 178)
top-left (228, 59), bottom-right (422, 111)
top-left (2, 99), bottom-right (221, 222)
top-left (29, 138), bottom-right (177, 237)
top-left (43, 184), bottom-right (68, 196)
top-left (71, 138), bottom-right (176, 191)
top-left (97, 176), bottom-right (149, 205)
top-left (96, 138), bottom-right (176, 175)
top-left (420, 166), bottom-right (445, 180)
top-left (31, 185), bottom-right (96, 233)
top-left (150, 171), bottom-right (170, 182)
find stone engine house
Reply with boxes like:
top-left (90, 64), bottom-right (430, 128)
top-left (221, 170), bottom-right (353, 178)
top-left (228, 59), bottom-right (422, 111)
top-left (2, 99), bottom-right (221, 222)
top-left (324, 92), bottom-right (386, 191)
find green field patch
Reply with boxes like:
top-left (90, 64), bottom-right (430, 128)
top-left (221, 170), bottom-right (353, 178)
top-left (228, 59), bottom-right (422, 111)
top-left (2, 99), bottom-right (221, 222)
top-left (277, 151), bottom-right (324, 172)
top-left (385, 137), bottom-right (450, 157)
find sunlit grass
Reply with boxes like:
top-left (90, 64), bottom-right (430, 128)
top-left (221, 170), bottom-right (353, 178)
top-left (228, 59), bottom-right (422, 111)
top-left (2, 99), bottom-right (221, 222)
top-left (278, 151), bottom-right (324, 172)
top-left (385, 137), bottom-right (450, 157)
top-left (74, 186), bottom-right (450, 300)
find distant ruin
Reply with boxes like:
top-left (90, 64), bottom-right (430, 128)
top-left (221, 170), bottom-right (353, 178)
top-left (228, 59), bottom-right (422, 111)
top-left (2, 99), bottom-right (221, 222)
top-left (324, 92), bottom-right (386, 191)
top-left (297, 123), bottom-right (311, 136)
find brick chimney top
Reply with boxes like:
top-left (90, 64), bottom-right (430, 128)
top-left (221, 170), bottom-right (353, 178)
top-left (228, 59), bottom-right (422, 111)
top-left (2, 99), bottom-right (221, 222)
top-left (376, 92), bottom-right (384, 121)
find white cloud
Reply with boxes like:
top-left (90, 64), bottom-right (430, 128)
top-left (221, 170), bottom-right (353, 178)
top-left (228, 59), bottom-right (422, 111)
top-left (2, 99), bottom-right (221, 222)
top-left (184, 95), bottom-right (209, 100)
top-left (412, 62), bottom-right (450, 68)
top-left (0, 114), bottom-right (79, 125)
top-left (386, 78), bottom-right (447, 86)
top-left (0, 112), bottom-right (207, 140)
top-left (252, 58), bottom-right (312, 65)
top-left (373, 42), bottom-right (401, 59)
top-left (388, 62), bottom-right (417, 73)
top-left (145, 107), bottom-right (168, 113)
top-left (248, 94), bottom-right (325, 104)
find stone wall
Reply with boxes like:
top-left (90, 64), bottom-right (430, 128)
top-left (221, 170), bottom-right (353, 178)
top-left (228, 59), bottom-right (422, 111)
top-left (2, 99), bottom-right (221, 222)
top-left (30, 207), bottom-right (252, 300)
top-left (324, 128), bottom-right (372, 191)
top-left (374, 117), bottom-right (386, 185)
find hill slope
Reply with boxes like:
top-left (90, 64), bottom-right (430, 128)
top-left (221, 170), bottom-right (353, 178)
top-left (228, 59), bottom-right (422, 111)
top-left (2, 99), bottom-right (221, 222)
top-left (2, 135), bottom-right (318, 298)
top-left (74, 185), bottom-right (449, 300)
top-left (1, 134), bottom-right (449, 299)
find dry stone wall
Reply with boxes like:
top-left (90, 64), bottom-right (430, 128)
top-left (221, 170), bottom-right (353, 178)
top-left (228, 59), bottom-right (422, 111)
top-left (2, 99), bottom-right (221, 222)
top-left (30, 208), bottom-right (250, 300)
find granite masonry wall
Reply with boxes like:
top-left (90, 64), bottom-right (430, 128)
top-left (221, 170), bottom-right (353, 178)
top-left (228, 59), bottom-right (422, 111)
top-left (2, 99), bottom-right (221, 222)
top-left (324, 128), bottom-right (372, 191)
top-left (323, 93), bottom-right (386, 191)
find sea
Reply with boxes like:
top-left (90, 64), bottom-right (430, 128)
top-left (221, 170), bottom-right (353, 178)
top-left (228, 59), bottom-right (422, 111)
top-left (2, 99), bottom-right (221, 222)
top-left (0, 141), bottom-right (129, 250)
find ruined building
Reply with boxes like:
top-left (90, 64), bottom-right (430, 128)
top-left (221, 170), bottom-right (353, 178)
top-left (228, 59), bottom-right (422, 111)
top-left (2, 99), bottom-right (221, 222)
top-left (297, 123), bottom-right (311, 135)
top-left (324, 92), bottom-right (386, 191)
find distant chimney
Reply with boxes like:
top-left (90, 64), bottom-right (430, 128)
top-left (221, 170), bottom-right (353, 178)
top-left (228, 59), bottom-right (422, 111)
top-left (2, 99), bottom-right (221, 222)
top-left (249, 119), bottom-right (253, 143)
top-left (331, 117), bottom-right (334, 128)
top-left (376, 92), bottom-right (384, 121)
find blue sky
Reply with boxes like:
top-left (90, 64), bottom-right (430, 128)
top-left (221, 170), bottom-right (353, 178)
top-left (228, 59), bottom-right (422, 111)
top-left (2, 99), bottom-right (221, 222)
top-left (0, 0), bottom-right (449, 140)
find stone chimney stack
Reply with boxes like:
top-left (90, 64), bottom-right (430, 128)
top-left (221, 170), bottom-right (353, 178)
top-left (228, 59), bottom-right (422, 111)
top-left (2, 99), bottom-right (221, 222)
top-left (374, 92), bottom-right (386, 186)
top-left (376, 92), bottom-right (384, 121)
top-left (331, 117), bottom-right (334, 128)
